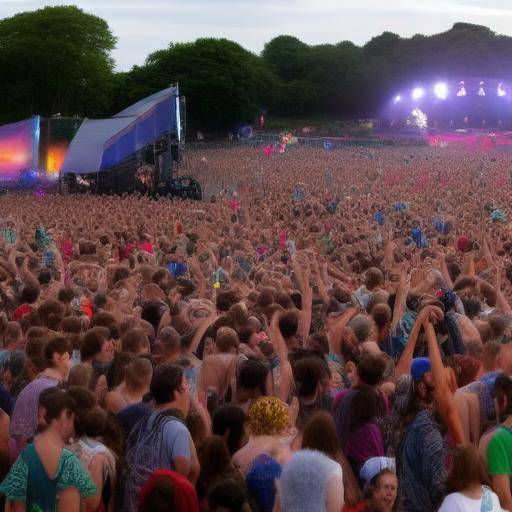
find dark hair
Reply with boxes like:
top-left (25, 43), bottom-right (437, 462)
top-left (208, 478), bottom-right (250, 512)
top-left (106, 351), bottom-right (134, 389)
top-left (279, 310), bottom-right (299, 338)
top-left (80, 326), bottom-right (110, 362)
top-left (139, 474), bottom-right (175, 512)
top-left (113, 267), bottom-right (130, 284)
top-left (150, 364), bottom-right (184, 405)
top-left (75, 405), bottom-right (108, 438)
top-left (357, 354), bottom-right (387, 386)
top-left (44, 389), bottom-right (76, 423)
top-left (216, 291), bottom-right (240, 312)
top-left (58, 288), bottom-right (75, 304)
top-left (66, 386), bottom-right (96, 411)
top-left (292, 356), bottom-right (325, 398)
top-left (237, 359), bottom-right (268, 396)
top-left (495, 373), bottom-right (512, 419)
top-left (38, 270), bottom-right (52, 286)
top-left (348, 386), bottom-right (385, 432)
top-left (197, 436), bottom-right (237, 501)
top-left (20, 286), bottom-right (39, 304)
top-left (446, 444), bottom-right (489, 493)
top-left (212, 405), bottom-right (246, 456)
top-left (43, 336), bottom-right (70, 368)
top-left (90, 312), bottom-right (120, 340)
top-left (37, 300), bottom-right (64, 330)
top-left (302, 411), bottom-right (343, 462)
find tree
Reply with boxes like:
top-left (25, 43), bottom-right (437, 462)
top-left (117, 38), bottom-right (271, 131)
top-left (0, 5), bottom-right (116, 123)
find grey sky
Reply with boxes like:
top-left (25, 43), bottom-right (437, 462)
top-left (2, 0), bottom-right (512, 71)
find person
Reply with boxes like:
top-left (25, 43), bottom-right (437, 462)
top-left (123, 363), bottom-right (199, 512)
top-left (0, 388), bottom-right (96, 512)
top-left (10, 336), bottom-right (71, 443)
top-left (343, 466), bottom-right (399, 512)
top-left (302, 411), bottom-right (360, 508)
top-left (104, 357), bottom-right (152, 414)
top-left (212, 404), bottom-right (247, 456)
top-left (70, 397), bottom-right (118, 512)
top-left (275, 449), bottom-right (344, 512)
top-left (138, 469), bottom-right (199, 512)
top-left (438, 443), bottom-right (501, 512)
top-left (207, 478), bottom-right (252, 512)
top-left (196, 436), bottom-right (242, 509)
top-left (486, 373), bottom-right (512, 511)
top-left (395, 355), bottom-right (446, 512)
top-left (232, 396), bottom-right (293, 477)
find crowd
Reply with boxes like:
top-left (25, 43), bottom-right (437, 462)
top-left (0, 144), bottom-right (511, 511)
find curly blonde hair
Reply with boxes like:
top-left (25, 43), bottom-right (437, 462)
top-left (247, 396), bottom-right (289, 436)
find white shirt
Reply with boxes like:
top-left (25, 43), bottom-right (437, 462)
top-left (438, 489), bottom-right (503, 512)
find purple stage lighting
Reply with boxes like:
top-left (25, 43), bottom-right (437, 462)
top-left (457, 81), bottom-right (466, 97)
top-left (434, 83), bottom-right (448, 100)
top-left (393, 95), bottom-right (402, 104)
top-left (478, 81), bottom-right (486, 97)
top-left (498, 83), bottom-right (506, 97)
top-left (412, 87), bottom-right (424, 100)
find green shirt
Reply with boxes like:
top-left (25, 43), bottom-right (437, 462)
top-left (487, 426), bottom-right (512, 475)
top-left (0, 444), bottom-right (96, 512)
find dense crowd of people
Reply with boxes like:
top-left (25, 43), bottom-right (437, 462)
top-left (0, 143), bottom-right (512, 511)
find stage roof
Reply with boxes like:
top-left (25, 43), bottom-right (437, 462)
top-left (62, 86), bottom-right (179, 175)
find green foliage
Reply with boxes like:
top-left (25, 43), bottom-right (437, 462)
top-left (0, 5), bottom-right (116, 123)
top-left (2, 7), bottom-right (512, 131)
top-left (117, 38), bottom-right (271, 130)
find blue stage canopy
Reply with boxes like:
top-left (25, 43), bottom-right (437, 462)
top-left (62, 86), bottom-right (179, 175)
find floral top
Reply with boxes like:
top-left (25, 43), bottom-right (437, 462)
top-left (0, 444), bottom-right (96, 512)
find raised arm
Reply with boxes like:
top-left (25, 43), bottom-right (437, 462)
top-left (424, 320), bottom-right (465, 445)
top-left (270, 310), bottom-right (293, 402)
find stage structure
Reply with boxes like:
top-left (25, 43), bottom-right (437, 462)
top-left (386, 78), bottom-right (512, 130)
top-left (0, 85), bottom-right (200, 198)
top-left (61, 84), bottom-right (200, 198)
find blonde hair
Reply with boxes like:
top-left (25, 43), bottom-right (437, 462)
top-left (247, 397), bottom-right (289, 436)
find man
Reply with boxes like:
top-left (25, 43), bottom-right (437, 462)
top-left (486, 373), bottom-right (512, 512)
top-left (396, 357), bottom-right (445, 512)
top-left (123, 364), bottom-right (199, 512)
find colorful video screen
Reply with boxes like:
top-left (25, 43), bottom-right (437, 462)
top-left (0, 117), bottom-right (38, 182)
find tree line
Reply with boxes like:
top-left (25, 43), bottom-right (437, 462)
top-left (1, 5), bottom-right (512, 131)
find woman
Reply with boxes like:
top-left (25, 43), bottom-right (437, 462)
top-left (104, 357), bottom-right (152, 414)
top-left (343, 467), bottom-right (399, 512)
top-left (438, 443), bottom-right (502, 512)
top-left (232, 397), bottom-right (293, 477)
top-left (0, 389), bottom-right (96, 512)
top-left (72, 404), bottom-right (117, 512)
top-left (197, 327), bottom-right (239, 404)
top-left (10, 337), bottom-right (71, 443)
top-left (302, 412), bottom-right (361, 508)
top-left (196, 436), bottom-right (242, 510)
top-left (80, 327), bottom-right (114, 402)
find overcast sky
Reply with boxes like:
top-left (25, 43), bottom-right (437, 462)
top-left (2, 0), bottom-right (512, 71)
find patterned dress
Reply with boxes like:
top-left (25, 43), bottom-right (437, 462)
top-left (0, 443), bottom-right (96, 512)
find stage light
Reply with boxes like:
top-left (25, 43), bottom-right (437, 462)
top-left (412, 87), bottom-right (424, 100)
top-left (434, 83), bottom-right (448, 99)
top-left (393, 95), bottom-right (402, 104)
top-left (411, 108), bottom-right (428, 129)
top-left (498, 83), bottom-right (506, 97)
top-left (478, 81), bottom-right (486, 97)
top-left (457, 81), bottom-right (466, 97)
